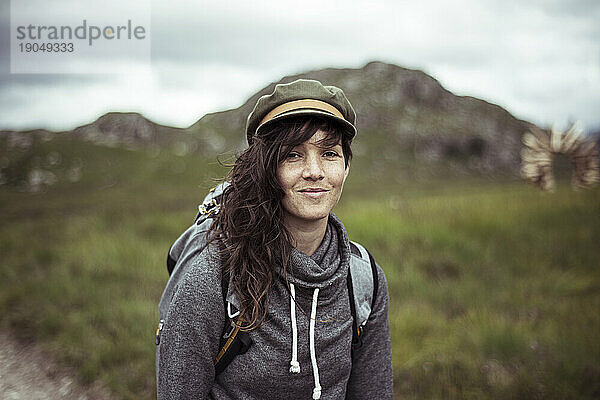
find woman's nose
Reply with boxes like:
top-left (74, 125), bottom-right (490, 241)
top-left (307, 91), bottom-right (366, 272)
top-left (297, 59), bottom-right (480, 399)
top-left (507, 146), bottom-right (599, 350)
top-left (302, 154), bottom-right (324, 180)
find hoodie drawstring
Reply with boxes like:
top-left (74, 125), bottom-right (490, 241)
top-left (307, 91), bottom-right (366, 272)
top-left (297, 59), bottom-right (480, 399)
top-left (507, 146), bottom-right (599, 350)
top-left (289, 283), bottom-right (300, 373)
top-left (288, 285), bottom-right (322, 399)
top-left (310, 287), bottom-right (321, 399)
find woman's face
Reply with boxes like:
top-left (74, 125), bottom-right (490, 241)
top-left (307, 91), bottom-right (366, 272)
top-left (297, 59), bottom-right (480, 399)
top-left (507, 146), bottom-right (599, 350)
top-left (277, 129), bottom-right (349, 227)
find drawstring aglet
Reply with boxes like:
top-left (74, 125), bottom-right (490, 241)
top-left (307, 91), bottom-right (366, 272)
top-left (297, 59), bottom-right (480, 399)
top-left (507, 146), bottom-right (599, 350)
top-left (312, 387), bottom-right (322, 399)
top-left (289, 360), bottom-right (300, 373)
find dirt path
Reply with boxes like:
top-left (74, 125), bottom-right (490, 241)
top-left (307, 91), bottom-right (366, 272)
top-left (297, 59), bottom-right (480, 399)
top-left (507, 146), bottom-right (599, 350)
top-left (0, 330), bottom-right (115, 400)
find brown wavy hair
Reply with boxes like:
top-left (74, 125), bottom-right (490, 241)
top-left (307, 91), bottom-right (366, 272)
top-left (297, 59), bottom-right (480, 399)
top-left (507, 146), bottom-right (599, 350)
top-left (207, 116), bottom-right (353, 331)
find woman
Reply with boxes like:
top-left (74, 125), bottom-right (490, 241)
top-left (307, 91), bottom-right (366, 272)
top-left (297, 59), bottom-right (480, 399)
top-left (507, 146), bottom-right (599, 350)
top-left (156, 79), bottom-right (393, 399)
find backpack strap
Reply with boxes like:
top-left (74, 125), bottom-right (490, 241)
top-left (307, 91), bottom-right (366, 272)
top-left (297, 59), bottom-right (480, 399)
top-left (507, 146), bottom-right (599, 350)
top-left (348, 241), bottom-right (378, 351)
top-left (212, 211), bottom-right (253, 376)
top-left (214, 314), bottom-right (252, 375)
top-left (215, 275), bottom-right (253, 375)
top-left (166, 246), bottom-right (177, 275)
top-left (162, 181), bottom-right (251, 376)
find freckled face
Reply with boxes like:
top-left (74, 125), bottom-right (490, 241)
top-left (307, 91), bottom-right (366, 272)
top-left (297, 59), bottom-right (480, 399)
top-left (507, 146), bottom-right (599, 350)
top-left (277, 129), bottom-right (349, 227)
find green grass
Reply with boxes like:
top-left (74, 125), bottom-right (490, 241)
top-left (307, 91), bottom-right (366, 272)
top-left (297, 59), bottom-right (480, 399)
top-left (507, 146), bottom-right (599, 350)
top-left (1, 137), bottom-right (599, 399)
top-left (337, 183), bottom-right (600, 399)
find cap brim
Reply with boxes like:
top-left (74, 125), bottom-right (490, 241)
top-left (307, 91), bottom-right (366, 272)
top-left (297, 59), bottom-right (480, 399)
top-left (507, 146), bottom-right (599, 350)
top-left (255, 108), bottom-right (356, 139)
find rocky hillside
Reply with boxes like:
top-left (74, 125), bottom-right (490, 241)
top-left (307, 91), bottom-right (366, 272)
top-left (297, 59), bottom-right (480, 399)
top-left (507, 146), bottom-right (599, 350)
top-left (193, 61), bottom-right (536, 175)
top-left (1, 61), bottom-right (537, 181)
top-left (70, 112), bottom-right (206, 156)
top-left (72, 112), bottom-right (173, 148)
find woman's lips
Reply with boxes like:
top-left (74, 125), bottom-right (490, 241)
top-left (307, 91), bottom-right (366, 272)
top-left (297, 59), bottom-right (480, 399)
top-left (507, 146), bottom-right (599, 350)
top-left (298, 188), bottom-right (329, 198)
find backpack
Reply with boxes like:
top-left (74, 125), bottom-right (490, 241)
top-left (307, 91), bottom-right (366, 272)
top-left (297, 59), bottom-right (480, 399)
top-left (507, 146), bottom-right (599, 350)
top-left (156, 182), bottom-right (378, 375)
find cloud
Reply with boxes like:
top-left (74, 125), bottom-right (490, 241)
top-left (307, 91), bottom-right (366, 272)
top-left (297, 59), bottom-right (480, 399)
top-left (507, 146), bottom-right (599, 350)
top-left (0, 0), bottom-right (598, 132)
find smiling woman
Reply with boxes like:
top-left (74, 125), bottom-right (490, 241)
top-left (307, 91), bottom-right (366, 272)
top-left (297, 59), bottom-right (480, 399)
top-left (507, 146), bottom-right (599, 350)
top-left (156, 79), bottom-right (393, 399)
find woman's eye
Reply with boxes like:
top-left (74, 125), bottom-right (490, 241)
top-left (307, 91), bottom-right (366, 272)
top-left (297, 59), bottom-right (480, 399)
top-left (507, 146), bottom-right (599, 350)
top-left (287, 152), bottom-right (301, 159)
top-left (323, 151), bottom-right (340, 158)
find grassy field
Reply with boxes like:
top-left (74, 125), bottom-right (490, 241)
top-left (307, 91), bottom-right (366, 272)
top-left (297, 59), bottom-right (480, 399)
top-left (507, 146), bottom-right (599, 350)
top-left (1, 137), bottom-right (599, 399)
top-left (338, 184), bottom-right (600, 399)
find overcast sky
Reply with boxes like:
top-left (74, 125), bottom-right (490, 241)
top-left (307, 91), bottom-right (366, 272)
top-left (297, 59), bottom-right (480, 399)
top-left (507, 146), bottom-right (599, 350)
top-left (1, 0), bottom-right (599, 133)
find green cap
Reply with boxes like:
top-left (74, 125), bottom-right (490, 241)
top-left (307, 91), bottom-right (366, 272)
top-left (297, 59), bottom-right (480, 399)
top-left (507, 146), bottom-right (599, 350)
top-left (245, 79), bottom-right (357, 145)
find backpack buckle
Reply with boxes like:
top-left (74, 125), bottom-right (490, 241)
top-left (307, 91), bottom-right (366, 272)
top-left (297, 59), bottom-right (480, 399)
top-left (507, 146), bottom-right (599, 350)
top-left (223, 321), bottom-right (236, 339)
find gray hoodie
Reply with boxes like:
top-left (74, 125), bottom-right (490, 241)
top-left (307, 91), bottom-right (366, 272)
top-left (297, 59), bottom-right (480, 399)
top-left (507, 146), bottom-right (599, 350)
top-left (157, 213), bottom-right (393, 399)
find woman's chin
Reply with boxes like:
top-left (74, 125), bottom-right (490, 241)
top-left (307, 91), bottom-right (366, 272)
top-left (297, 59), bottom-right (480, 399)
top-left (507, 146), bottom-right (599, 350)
top-left (284, 209), bottom-right (331, 225)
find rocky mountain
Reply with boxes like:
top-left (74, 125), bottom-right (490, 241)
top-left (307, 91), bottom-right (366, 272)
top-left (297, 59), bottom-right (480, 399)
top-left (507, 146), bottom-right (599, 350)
top-left (191, 61), bottom-right (535, 175)
top-left (2, 61), bottom-right (538, 179)
top-left (73, 112), bottom-right (169, 148)
top-left (69, 112), bottom-right (208, 156)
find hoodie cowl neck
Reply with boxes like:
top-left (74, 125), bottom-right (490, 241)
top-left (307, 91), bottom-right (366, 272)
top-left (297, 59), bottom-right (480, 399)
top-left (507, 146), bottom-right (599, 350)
top-left (284, 213), bottom-right (350, 300)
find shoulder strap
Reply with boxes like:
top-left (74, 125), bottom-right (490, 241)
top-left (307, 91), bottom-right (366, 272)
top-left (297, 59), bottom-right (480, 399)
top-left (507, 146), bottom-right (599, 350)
top-left (214, 315), bottom-right (252, 375)
top-left (166, 245), bottom-right (177, 275)
top-left (214, 293), bottom-right (253, 375)
top-left (213, 215), bottom-right (252, 376)
top-left (348, 241), bottom-right (378, 351)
